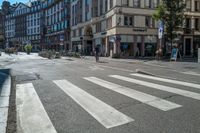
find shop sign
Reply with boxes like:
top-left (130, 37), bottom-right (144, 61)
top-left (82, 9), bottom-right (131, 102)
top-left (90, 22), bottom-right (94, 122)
top-left (158, 21), bottom-right (164, 39)
top-left (60, 35), bottom-right (64, 41)
top-left (133, 27), bottom-right (147, 32)
top-left (170, 48), bottom-right (178, 61)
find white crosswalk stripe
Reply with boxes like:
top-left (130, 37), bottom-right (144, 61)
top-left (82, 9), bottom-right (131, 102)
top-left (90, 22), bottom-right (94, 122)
top-left (53, 80), bottom-right (134, 129)
top-left (110, 75), bottom-right (200, 101)
top-left (84, 77), bottom-right (182, 111)
top-left (131, 73), bottom-right (200, 89)
top-left (15, 74), bottom-right (200, 131)
top-left (16, 83), bottom-right (57, 133)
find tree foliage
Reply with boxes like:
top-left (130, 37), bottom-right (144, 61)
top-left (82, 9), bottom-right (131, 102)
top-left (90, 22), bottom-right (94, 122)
top-left (153, 0), bottom-right (186, 42)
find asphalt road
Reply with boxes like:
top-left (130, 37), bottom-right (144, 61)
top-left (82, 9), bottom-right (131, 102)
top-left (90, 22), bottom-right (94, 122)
top-left (2, 53), bottom-right (200, 133)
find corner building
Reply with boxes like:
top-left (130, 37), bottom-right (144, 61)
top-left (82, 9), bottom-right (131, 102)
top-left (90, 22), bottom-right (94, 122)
top-left (182, 0), bottom-right (200, 57)
top-left (71, 0), bottom-right (161, 57)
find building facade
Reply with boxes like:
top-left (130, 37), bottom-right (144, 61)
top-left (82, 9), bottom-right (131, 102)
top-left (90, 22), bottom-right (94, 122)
top-left (41, 0), bottom-right (70, 51)
top-left (0, 10), bottom-right (5, 49)
top-left (182, 0), bottom-right (200, 57)
top-left (2, 0), bottom-right (70, 52)
top-left (71, 0), bottom-right (161, 57)
top-left (13, 3), bottom-right (30, 49)
top-left (27, 0), bottom-right (43, 51)
top-left (70, 0), bottom-right (200, 58)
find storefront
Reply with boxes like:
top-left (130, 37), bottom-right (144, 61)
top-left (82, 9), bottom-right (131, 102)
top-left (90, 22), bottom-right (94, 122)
top-left (144, 36), bottom-right (157, 57)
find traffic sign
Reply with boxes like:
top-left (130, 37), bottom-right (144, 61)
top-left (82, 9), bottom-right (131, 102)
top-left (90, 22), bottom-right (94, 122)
top-left (158, 21), bottom-right (164, 39)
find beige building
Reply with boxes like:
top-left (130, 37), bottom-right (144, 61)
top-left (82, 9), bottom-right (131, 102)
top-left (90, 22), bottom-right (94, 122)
top-left (183, 0), bottom-right (200, 57)
top-left (71, 0), bottom-right (161, 57)
top-left (71, 0), bottom-right (200, 58)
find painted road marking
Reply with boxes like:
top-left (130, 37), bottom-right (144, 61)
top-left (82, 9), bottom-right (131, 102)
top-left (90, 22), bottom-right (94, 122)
top-left (181, 71), bottom-right (200, 76)
top-left (110, 75), bottom-right (200, 101)
top-left (84, 77), bottom-right (181, 111)
top-left (89, 65), bottom-right (104, 71)
top-left (131, 73), bottom-right (200, 89)
top-left (53, 80), bottom-right (133, 129)
top-left (16, 83), bottom-right (57, 133)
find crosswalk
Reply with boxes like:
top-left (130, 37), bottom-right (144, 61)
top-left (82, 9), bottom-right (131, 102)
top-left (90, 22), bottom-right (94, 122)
top-left (16, 74), bottom-right (200, 132)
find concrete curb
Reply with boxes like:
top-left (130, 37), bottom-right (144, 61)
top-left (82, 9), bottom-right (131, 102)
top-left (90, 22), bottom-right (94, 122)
top-left (0, 72), bottom-right (11, 133)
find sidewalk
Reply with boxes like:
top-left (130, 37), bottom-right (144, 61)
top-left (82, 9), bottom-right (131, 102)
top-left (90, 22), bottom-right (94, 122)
top-left (71, 56), bottom-right (200, 73)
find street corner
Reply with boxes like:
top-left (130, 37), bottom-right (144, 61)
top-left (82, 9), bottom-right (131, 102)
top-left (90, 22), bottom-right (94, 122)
top-left (0, 69), bottom-right (12, 133)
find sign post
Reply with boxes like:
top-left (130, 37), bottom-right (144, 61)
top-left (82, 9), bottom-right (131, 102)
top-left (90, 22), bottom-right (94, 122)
top-left (158, 21), bottom-right (164, 50)
top-left (198, 48), bottom-right (200, 63)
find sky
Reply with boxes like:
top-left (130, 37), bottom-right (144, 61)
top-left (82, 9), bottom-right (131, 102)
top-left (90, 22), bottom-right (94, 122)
top-left (3, 0), bottom-right (29, 5)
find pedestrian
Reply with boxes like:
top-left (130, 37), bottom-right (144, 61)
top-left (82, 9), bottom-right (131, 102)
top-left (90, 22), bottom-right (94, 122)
top-left (95, 46), bottom-right (99, 62)
top-left (135, 46), bottom-right (140, 57)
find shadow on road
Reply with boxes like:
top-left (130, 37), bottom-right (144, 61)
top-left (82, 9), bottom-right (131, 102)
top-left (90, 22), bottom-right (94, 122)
top-left (0, 69), bottom-right (11, 93)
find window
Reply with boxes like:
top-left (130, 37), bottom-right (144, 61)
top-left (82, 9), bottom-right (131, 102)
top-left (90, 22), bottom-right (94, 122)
top-left (133, 0), bottom-right (140, 7)
top-left (79, 28), bottom-right (82, 36)
top-left (195, 1), bottom-right (200, 11)
top-left (124, 16), bottom-right (133, 26)
top-left (96, 22), bottom-right (101, 33)
top-left (145, 16), bottom-right (152, 27)
top-left (152, 0), bottom-right (159, 8)
top-left (186, 0), bottom-right (191, 11)
top-left (37, 27), bottom-right (40, 33)
top-left (145, 0), bottom-right (151, 8)
top-left (186, 18), bottom-right (191, 28)
top-left (122, 0), bottom-right (129, 6)
top-left (107, 17), bottom-right (112, 29)
top-left (195, 18), bottom-right (199, 30)
top-left (110, 0), bottom-right (113, 9)
top-left (105, 0), bottom-right (108, 12)
top-left (73, 30), bottom-right (76, 37)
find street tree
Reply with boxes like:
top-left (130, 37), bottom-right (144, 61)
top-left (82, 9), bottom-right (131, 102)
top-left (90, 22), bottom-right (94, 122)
top-left (153, 0), bottom-right (186, 45)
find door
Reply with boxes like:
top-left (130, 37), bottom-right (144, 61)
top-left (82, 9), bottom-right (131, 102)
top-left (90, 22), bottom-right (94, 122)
top-left (185, 38), bottom-right (191, 56)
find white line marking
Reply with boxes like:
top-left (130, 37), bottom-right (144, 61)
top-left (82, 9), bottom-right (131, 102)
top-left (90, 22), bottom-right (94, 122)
top-left (53, 80), bottom-right (133, 129)
top-left (131, 73), bottom-right (200, 89)
top-left (84, 77), bottom-right (181, 111)
top-left (84, 62), bottom-right (134, 72)
top-left (16, 83), bottom-right (57, 133)
top-left (110, 75), bottom-right (200, 101)
top-left (181, 71), bottom-right (200, 76)
top-left (89, 65), bottom-right (104, 71)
